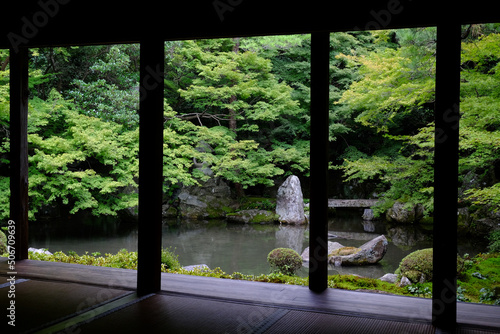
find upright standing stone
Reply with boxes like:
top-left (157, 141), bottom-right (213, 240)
top-left (276, 175), bottom-right (307, 225)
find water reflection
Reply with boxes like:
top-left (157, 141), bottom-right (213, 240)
top-left (28, 210), bottom-right (444, 279)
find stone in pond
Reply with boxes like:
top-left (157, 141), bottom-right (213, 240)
top-left (301, 235), bottom-right (388, 266)
top-left (276, 175), bottom-right (307, 225)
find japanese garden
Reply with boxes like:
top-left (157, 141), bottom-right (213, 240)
top-left (1, 26), bottom-right (499, 304)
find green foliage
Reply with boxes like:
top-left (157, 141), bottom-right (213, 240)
top-left (2, 29), bottom-right (499, 221)
top-left (489, 231), bottom-right (500, 253)
top-left (161, 247), bottom-right (181, 270)
top-left (457, 253), bottom-right (500, 304)
top-left (165, 38), bottom-right (308, 189)
top-left (178, 39), bottom-right (299, 132)
top-left (406, 283), bottom-right (432, 298)
top-left (33, 45), bottom-right (140, 128)
top-left (0, 230), bottom-right (6, 254)
top-left (267, 248), bottom-right (303, 275)
top-left (26, 91), bottom-right (139, 218)
top-left (337, 28), bottom-right (500, 217)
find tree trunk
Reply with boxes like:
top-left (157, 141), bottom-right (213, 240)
top-left (228, 38), bottom-right (240, 133)
top-left (1, 56), bottom-right (9, 71)
top-left (228, 94), bottom-right (237, 133)
top-left (230, 38), bottom-right (244, 198)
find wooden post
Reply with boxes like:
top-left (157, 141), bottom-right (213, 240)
top-left (10, 47), bottom-right (29, 261)
top-left (309, 32), bottom-right (330, 292)
top-left (137, 38), bottom-right (164, 296)
top-left (432, 23), bottom-right (461, 331)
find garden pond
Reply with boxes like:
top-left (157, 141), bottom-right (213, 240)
top-left (28, 209), bottom-right (488, 278)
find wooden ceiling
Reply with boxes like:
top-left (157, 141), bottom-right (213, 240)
top-left (1, 1), bottom-right (499, 48)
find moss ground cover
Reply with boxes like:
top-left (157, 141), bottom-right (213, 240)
top-left (3, 248), bottom-right (498, 304)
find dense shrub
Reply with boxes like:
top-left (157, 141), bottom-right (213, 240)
top-left (396, 248), bottom-right (434, 283)
top-left (267, 248), bottom-right (303, 275)
top-left (396, 248), bottom-right (466, 284)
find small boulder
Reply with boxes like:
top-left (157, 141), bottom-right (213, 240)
top-left (379, 273), bottom-right (398, 283)
top-left (28, 247), bottom-right (52, 255)
top-left (276, 175), bottom-right (307, 225)
top-left (399, 276), bottom-right (412, 287)
top-left (182, 264), bottom-right (210, 272)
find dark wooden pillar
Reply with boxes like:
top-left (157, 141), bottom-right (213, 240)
top-left (137, 38), bottom-right (164, 296)
top-left (432, 23), bottom-right (461, 331)
top-left (10, 47), bottom-right (29, 261)
top-left (309, 31), bottom-right (330, 292)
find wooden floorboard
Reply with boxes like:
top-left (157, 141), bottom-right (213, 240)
top-left (1, 258), bottom-right (499, 332)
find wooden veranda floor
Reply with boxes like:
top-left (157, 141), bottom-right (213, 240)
top-left (1, 258), bottom-right (499, 333)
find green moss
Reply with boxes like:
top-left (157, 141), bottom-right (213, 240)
top-left (327, 275), bottom-right (408, 296)
top-left (250, 212), bottom-right (279, 223)
top-left (458, 253), bottom-right (500, 304)
top-left (329, 247), bottom-right (361, 257)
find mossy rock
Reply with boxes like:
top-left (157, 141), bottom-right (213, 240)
top-left (397, 248), bottom-right (433, 283)
top-left (0, 230), bottom-right (7, 254)
top-left (330, 247), bottom-right (361, 257)
top-left (397, 248), bottom-right (464, 284)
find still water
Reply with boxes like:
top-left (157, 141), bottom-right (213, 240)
top-left (28, 209), bottom-right (484, 278)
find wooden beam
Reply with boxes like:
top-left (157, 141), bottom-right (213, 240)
top-left (432, 23), bottom-right (461, 331)
top-left (309, 32), bottom-right (330, 293)
top-left (137, 38), bottom-right (164, 296)
top-left (10, 47), bottom-right (29, 261)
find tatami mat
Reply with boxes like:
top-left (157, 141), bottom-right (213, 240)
top-left (0, 279), bottom-right (130, 333)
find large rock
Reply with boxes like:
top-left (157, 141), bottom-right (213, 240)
top-left (301, 241), bottom-right (344, 262)
top-left (163, 177), bottom-right (233, 220)
top-left (276, 175), bottom-right (307, 225)
top-left (386, 201), bottom-right (424, 224)
top-left (331, 235), bottom-right (388, 266)
top-left (301, 235), bottom-right (388, 266)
